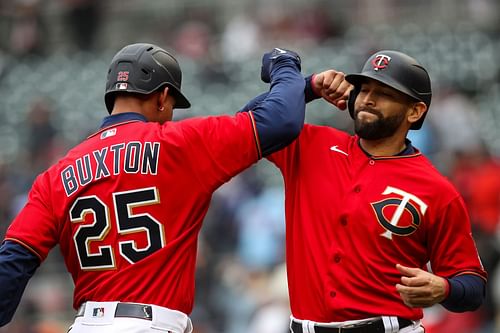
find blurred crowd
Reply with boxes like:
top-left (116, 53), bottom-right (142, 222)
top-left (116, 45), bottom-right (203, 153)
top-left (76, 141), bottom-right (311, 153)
top-left (0, 0), bottom-right (500, 333)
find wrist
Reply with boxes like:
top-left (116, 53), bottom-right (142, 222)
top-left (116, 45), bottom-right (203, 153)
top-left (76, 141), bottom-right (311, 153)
top-left (443, 277), bottom-right (451, 299)
top-left (305, 74), bottom-right (322, 103)
top-left (310, 73), bottom-right (321, 97)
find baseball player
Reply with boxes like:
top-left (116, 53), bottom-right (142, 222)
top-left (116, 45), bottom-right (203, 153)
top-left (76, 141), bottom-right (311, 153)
top-left (0, 43), bottom-right (306, 332)
top-left (246, 50), bottom-right (487, 332)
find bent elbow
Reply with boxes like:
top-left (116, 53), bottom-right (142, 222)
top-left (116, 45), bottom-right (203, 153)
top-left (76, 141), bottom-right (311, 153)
top-left (274, 115), bottom-right (303, 143)
top-left (285, 117), bottom-right (304, 140)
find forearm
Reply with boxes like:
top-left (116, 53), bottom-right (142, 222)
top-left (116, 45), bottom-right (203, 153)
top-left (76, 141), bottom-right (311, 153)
top-left (250, 58), bottom-right (305, 156)
top-left (440, 274), bottom-right (486, 312)
top-left (0, 240), bottom-right (40, 326)
top-left (239, 75), bottom-right (319, 113)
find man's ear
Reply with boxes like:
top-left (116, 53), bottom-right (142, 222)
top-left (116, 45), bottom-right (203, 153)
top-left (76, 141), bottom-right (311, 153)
top-left (408, 101), bottom-right (427, 126)
top-left (157, 86), bottom-right (170, 110)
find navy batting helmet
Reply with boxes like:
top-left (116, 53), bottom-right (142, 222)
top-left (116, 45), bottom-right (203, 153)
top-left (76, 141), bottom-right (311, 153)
top-left (345, 50), bottom-right (431, 130)
top-left (105, 43), bottom-right (191, 113)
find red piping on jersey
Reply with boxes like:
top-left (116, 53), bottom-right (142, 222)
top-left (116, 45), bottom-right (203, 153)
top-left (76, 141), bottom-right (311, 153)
top-left (370, 153), bottom-right (422, 160)
top-left (248, 111), bottom-right (262, 159)
top-left (356, 137), bottom-right (422, 160)
top-left (86, 120), bottom-right (144, 140)
top-left (454, 271), bottom-right (488, 282)
top-left (4, 238), bottom-right (43, 262)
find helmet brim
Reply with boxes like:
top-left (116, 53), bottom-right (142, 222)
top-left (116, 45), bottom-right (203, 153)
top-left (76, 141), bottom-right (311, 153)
top-left (166, 83), bottom-right (191, 109)
top-left (345, 73), bottom-right (421, 103)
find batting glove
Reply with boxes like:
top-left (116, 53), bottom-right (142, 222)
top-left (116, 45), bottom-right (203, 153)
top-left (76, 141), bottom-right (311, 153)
top-left (261, 48), bottom-right (301, 83)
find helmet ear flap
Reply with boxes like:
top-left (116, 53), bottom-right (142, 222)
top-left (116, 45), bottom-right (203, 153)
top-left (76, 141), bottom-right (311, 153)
top-left (347, 86), bottom-right (360, 120)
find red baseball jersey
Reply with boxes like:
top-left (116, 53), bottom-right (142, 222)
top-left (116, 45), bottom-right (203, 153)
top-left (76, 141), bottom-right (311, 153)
top-left (6, 112), bottom-right (259, 314)
top-left (268, 124), bottom-right (487, 322)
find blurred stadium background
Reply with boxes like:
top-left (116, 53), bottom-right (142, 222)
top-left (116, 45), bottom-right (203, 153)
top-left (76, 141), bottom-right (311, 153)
top-left (0, 0), bottom-right (500, 332)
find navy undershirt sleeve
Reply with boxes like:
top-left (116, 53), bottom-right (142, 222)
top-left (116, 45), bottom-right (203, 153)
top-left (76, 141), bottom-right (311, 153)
top-left (304, 74), bottom-right (321, 103)
top-left (239, 75), bottom-right (318, 114)
top-left (239, 92), bottom-right (267, 114)
top-left (0, 240), bottom-right (40, 327)
top-left (242, 58), bottom-right (305, 157)
top-left (441, 274), bottom-right (486, 312)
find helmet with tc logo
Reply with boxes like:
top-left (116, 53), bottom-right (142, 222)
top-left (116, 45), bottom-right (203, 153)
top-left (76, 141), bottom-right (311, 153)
top-left (345, 50), bottom-right (432, 130)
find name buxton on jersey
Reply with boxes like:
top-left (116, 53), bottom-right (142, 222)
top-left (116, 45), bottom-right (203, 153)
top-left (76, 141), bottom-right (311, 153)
top-left (61, 141), bottom-right (160, 197)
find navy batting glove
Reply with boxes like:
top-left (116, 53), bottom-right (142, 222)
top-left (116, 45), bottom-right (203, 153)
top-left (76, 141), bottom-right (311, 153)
top-left (261, 48), bottom-right (301, 83)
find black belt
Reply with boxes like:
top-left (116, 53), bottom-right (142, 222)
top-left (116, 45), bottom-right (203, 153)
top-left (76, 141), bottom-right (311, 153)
top-left (291, 317), bottom-right (413, 333)
top-left (76, 302), bottom-right (153, 321)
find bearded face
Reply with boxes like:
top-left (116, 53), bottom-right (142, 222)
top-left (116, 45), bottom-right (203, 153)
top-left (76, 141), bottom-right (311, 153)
top-left (354, 106), bottom-right (407, 140)
top-left (353, 80), bottom-right (417, 140)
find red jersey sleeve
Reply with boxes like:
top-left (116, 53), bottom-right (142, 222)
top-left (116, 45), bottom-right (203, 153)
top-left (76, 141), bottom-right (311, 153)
top-left (5, 172), bottom-right (58, 261)
top-left (169, 112), bottom-right (260, 192)
top-left (427, 194), bottom-right (487, 280)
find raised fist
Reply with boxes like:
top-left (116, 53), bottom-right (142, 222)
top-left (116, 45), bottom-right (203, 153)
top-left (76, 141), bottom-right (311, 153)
top-left (313, 70), bottom-right (353, 110)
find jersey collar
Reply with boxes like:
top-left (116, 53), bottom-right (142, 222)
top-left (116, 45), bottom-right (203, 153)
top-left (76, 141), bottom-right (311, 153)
top-left (100, 112), bottom-right (147, 129)
top-left (358, 138), bottom-right (419, 158)
top-left (396, 139), bottom-right (416, 156)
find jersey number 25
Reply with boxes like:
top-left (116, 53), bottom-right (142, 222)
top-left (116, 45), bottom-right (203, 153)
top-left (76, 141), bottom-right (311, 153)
top-left (69, 187), bottom-right (165, 270)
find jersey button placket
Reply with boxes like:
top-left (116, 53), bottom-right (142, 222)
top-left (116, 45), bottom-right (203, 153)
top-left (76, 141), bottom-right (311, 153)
top-left (369, 159), bottom-right (375, 166)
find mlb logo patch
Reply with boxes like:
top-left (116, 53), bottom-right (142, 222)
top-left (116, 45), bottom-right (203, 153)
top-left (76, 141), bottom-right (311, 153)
top-left (100, 128), bottom-right (117, 139)
top-left (116, 82), bottom-right (128, 90)
top-left (92, 307), bottom-right (105, 317)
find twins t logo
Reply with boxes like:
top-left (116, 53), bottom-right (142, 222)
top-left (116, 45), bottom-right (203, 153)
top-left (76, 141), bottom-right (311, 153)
top-left (371, 54), bottom-right (391, 71)
top-left (372, 186), bottom-right (428, 240)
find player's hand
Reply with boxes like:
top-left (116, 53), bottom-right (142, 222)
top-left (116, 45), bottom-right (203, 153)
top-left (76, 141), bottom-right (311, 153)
top-left (313, 70), bottom-right (353, 110)
top-left (395, 264), bottom-right (448, 308)
top-left (261, 48), bottom-right (301, 83)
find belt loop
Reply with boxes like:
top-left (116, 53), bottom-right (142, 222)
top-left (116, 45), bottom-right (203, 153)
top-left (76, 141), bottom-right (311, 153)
top-left (301, 320), bottom-right (308, 333)
top-left (382, 316), bottom-right (400, 333)
top-left (308, 320), bottom-right (316, 333)
top-left (302, 320), bottom-right (315, 333)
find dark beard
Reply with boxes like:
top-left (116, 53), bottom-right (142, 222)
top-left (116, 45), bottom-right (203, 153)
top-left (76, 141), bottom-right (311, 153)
top-left (354, 110), bottom-right (406, 140)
